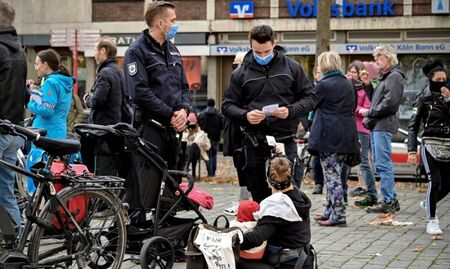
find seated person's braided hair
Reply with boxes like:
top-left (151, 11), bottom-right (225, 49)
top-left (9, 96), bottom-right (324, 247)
top-left (267, 155), bottom-right (293, 191)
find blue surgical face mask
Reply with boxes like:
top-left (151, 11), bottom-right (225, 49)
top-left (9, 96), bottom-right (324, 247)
top-left (164, 23), bottom-right (178, 40)
top-left (253, 52), bottom-right (273, 65)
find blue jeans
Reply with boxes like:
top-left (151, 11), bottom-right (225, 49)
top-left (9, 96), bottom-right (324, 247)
top-left (206, 141), bottom-right (219, 177)
top-left (371, 131), bottom-right (396, 203)
top-left (359, 132), bottom-right (376, 197)
top-left (0, 134), bottom-right (24, 228)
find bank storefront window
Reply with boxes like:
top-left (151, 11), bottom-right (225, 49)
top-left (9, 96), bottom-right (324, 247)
top-left (398, 55), bottom-right (450, 128)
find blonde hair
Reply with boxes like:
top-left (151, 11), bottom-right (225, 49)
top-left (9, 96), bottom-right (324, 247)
top-left (233, 52), bottom-right (246, 65)
top-left (373, 45), bottom-right (398, 66)
top-left (268, 157), bottom-right (291, 183)
top-left (317, 51), bottom-right (341, 74)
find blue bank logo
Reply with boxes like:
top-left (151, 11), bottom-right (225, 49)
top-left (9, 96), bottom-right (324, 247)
top-left (346, 45), bottom-right (358, 52)
top-left (216, 47), bottom-right (228, 54)
top-left (230, 1), bottom-right (254, 19)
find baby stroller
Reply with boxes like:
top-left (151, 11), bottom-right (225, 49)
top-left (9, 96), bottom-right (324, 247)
top-left (74, 123), bottom-right (207, 269)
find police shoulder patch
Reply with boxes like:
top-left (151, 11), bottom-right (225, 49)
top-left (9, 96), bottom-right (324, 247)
top-left (128, 62), bottom-right (138, 76)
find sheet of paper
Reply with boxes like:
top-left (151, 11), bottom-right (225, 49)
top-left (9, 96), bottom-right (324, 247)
top-left (262, 104), bottom-right (278, 116)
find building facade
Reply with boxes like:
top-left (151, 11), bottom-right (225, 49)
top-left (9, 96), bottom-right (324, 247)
top-left (9, 0), bottom-right (450, 123)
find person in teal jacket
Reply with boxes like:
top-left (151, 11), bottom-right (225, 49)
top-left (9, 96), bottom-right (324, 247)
top-left (26, 49), bottom-right (74, 192)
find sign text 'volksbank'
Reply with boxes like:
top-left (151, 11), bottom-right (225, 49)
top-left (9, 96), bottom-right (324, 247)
top-left (286, 0), bottom-right (396, 18)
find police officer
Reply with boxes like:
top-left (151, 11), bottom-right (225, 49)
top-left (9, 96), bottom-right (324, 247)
top-left (222, 25), bottom-right (317, 203)
top-left (124, 1), bottom-right (190, 211)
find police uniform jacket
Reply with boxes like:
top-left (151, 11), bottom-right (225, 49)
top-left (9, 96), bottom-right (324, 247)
top-left (222, 46), bottom-right (316, 136)
top-left (408, 86), bottom-right (450, 153)
top-left (124, 29), bottom-right (190, 126)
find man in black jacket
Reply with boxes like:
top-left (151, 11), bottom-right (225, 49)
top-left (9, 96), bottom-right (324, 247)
top-left (124, 1), bottom-right (190, 211)
top-left (84, 38), bottom-right (125, 176)
top-left (0, 1), bottom-right (26, 230)
top-left (198, 98), bottom-right (224, 177)
top-left (222, 25), bottom-right (316, 202)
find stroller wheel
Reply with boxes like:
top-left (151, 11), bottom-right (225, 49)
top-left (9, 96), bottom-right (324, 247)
top-left (140, 236), bottom-right (174, 269)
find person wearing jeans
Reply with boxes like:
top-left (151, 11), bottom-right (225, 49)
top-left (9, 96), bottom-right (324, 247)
top-left (371, 131), bottom-right (397, 201)
top-left (0, 135), bottom-right (24, 230)
top-left (362, 45), bottom-right (404, 214)
top-left (0, 1), bottom-right (27, 231)
top-left (355, 132), bottom-right (377, 203)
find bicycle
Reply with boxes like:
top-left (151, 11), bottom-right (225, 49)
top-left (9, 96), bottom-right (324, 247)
top-left (0, 119), bottom-right (128, 268)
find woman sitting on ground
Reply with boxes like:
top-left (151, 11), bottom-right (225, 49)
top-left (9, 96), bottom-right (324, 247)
top-left (237, 156), bottom-right (313, 269)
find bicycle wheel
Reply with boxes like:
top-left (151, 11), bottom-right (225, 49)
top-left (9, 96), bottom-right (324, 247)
top-left (14, 149), bottom-right (30, 209)
top-left (139, 236), bottom-right (174, 269)
top-left (28, 187), bottom-right (127, 269)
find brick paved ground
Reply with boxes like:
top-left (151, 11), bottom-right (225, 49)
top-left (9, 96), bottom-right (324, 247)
top-left (123, 156), bottom-right (450, 269)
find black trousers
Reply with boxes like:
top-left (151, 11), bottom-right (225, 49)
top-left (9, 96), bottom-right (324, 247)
top-left (185, 143), bottom-right (200, 178)
top-left (421, 145), bottom-right (450, 219)
top-left (243, 139), bottom-right (298, 203)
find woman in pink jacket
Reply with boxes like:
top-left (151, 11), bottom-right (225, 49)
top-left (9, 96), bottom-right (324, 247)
top-left (346, 61), bottom-right (378, 208)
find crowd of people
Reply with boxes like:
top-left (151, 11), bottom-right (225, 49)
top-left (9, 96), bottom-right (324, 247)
top-left (1, 0), bottom-right (450, 268)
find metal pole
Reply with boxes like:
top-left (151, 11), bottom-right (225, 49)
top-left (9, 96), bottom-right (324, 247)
top-left (73, 29), bottom-right (78, 96)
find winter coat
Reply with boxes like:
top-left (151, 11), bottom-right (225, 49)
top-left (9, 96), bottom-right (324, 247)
top-left (67, 94), bottom-right (84, 133)
top-left (355, 86), bottom-right (372, 134)
top-left (198, 106), bottom-right (224, 142)
top-left (28, 72), bottom-right (73, 139)
top-left (408, 86), bottom-right (450, 153)
top-left (0, 26), bottom-right (26, 124)
top-left (367, 65), bottom-right (404, 134)
top-left (240, 188), bottom-right (311, 250)
top-left (86, 59), bottom-right (123, 125)
top-left (222, 46), bottom-right (316, 135)
top-left (307, 71), bottom-right (359, 155)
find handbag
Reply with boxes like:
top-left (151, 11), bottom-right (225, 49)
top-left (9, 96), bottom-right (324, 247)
top-left (424, 144), bottom-right (450, 162)
top-left (186, 215), bottom-right (242, 269)
top-left (362, 116), bottom-right (377, 130)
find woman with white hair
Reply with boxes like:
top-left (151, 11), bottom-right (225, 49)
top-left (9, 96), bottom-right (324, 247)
top-left (361, 45), bottom-right (405, 214)
top-left (307, 51), bottom-right (359, 227)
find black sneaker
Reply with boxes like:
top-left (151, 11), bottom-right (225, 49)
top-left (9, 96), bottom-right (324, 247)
top-left (350, 187), bottom-right (368, 197)
top-left (312, 184), bottom-right (323, 195)
top-left (366, 200), bottom-right (400, 213)
top-left (355, 195), bottom-right (377, 208)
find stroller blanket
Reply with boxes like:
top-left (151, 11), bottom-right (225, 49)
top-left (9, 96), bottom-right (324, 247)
top-left (180, 183), bottom-right (214, 209)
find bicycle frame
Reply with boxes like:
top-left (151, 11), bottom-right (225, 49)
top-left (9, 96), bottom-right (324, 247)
top-left (0, 155), bottom-right (95, 264)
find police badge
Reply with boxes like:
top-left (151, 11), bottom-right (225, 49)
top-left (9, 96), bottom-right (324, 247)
top-left (128, 62), bottom-right (137, 76)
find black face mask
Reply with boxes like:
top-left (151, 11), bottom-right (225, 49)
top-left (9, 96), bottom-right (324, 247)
top-left (232, 63), bottom-right (239, 70)
top-left (430, 81), bottom-right (447, 93)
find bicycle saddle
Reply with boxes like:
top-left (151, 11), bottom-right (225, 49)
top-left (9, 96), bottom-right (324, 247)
top-left (34, 137), bottom-right (80, 156)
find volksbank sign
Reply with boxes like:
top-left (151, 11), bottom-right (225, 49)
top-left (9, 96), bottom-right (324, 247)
top-left (286, 0), bottom-right (396, 17)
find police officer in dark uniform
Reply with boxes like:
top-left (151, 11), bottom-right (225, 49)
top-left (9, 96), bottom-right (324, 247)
top-left (222, 25), bottom-right (317, 203)
top-left (124, 1), bottom-right (190, 213)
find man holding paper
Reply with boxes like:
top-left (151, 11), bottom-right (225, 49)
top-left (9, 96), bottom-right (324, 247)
top-left (222, 25), bottom-right (317, 202)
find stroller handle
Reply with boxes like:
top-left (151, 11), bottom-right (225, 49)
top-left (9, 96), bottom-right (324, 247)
top-left (168, 170), bottom-right (195, 194)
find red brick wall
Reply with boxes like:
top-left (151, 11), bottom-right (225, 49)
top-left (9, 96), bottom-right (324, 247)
top-left (92, 1), bottom-right (144, 22)
top-left (215, 0), bottom-right (270, 20)
top-left (412, 0), bottom-right (431, 15)
top-left (92, 0), bottom-right (206, 22)
top-left (279, 0), bottom-right (403, 18)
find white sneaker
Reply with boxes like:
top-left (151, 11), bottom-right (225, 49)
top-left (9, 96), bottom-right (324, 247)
top-left (426, 219), bottom-right (443, 235)
top-left (224, 202), bottom-right (239, 216)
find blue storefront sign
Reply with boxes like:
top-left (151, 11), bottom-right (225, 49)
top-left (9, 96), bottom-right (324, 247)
top-left (229, 1), bottom-right (254, 19)
top-left (286, 0), bottom-right (396, 18)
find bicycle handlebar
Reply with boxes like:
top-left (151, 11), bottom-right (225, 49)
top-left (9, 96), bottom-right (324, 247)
top-left (0, 119), bottom-right (41, 141)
